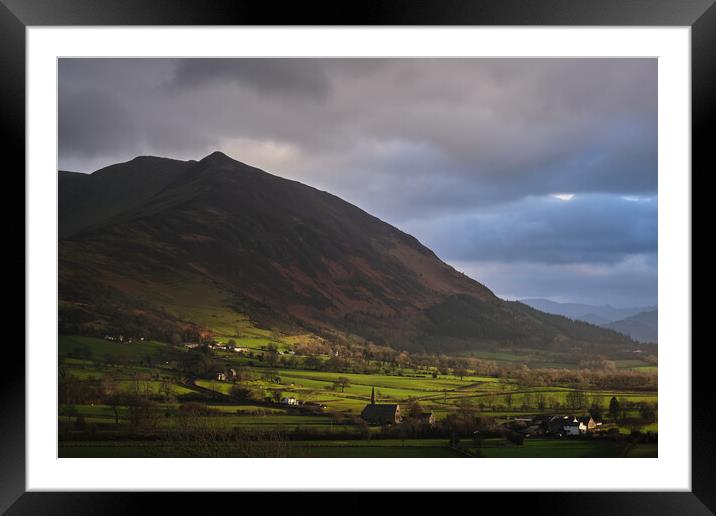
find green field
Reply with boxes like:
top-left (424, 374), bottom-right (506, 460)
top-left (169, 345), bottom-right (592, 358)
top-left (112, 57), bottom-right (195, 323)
top-left (58, 333), bottom-right (657, 458)
top-left (195, 367), bottom-right (657, 418)
top-left (59, 335), bottom-right (170, 360)
top-left (464, 438), bottom-right (633, 458)
top-left (58, 437), bottom-right (656, 458)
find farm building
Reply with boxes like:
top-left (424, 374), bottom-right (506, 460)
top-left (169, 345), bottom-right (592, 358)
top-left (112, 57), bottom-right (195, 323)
top-left (361, 386), bottom-right (401, 425)
top-left (417, 412), bottom-right (435, 425)
top-left (524, 423), bottom-right (544, 436)
top-left (281, 397), bottom-right (298, 406)
top-left (521, 415), bottom-right (603, 437)
top-left (563, 420), bottom-right (584, 436)
top-left (577, 416), bottom-right (602, 432)
top-left (546, 415), bottom-right (584, 435)
top-left (547, 416), bottom-right (568, 435)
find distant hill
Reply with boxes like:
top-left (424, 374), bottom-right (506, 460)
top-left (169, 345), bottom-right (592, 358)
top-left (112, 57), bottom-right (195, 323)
top-left (603, 309), bottom-right (658, 343)
top-left (59, 152), bottom-right (639, 355)
top-left (520, 298), bottom-right (656, 326)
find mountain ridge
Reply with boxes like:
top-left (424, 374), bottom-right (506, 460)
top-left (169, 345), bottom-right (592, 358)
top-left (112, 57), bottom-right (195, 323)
top-left (603, 309), bottom-right (658, 343)
top-left (520, 298), bottom-right (656, 326)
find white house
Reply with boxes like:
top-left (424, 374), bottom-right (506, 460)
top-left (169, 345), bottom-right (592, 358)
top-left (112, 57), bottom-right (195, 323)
top-left (280, 397), bottom-right (298, 406)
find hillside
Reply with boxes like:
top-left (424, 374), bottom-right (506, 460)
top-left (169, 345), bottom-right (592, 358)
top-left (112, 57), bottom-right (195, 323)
top-left (603, 309), bottom-right (658, 343)
top-left (58, 152), bottom-right (638, 355)
top-left (520, 298), bottom-right (656, 326)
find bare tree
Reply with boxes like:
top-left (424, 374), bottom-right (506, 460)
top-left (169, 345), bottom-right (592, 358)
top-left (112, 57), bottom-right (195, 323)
top-left (333, 377), bottom-right (351, 392)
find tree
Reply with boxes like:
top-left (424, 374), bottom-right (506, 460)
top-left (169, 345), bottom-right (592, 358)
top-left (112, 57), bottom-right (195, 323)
top-left (537, 393), bottom-right (547, 411)
top-left (268, 389), bottom-right (283, 403)
top-left (101, 374), bottom-right (123, 424)
top-left (61, 404), bottom-right (78, 424)
top-left (639, 402), bottom-right (657, 423)
top-left (522, 392), bottom-right (534, 410)
top-left (333, 377), bottom-right (351, 392)
top-left (454, 367), bottom-right (469, 380)
top-left (230, 384), bottom-right (258, 402)
top-left (406, 398), bottom-right (424, 418)
top-left (127, 396), bottom-right (159, 431)
top-left (589, 402), bottom-right (604, 421)
top-left (159, 380), bottom-right (176, 403)
top-left (323, 356), bottom-right (346, 372)
top-left (74, 415), bottom-right (88, 431)
top-left (505, 431), bottom-right (524, 446)
top-left (456, 397), bottom-right (476, 418)
top-left (609, 396), bottom-right (620, 420)
top-left (262, 369), bottom-right (280, 383)
top-left (104, 353), bottom-right (116, 367)
top-left (504, 393), bottom-right (513, 409)
top-left (304, 356), bottom-right (322, 370)
top-left (265, 344), bottom-right (279, 367)
top-left (566, 390), bottom-right (587, 410)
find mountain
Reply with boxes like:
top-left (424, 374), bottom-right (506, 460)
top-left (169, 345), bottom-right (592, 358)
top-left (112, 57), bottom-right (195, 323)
top-left (519, 298), bottom-right (656, 326)
top-left (603, 309), bottom-right (658, 343)
top-left (59, 152), bottom-right (638, 355)
top-left (59, 157), bottom-right (194, 239)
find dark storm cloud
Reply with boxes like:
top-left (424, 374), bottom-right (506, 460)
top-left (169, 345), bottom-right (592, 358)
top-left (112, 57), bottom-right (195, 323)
top-left (58, 58), bottom-right (658, 306)
top-left (170, 59), bottom-right (333, 100)
top-left (403, 195), bottom-right (657, 265)
top-left (59, 87), bottom-right (139, 158)
top-left (452, 255), bottom-right (657, 308)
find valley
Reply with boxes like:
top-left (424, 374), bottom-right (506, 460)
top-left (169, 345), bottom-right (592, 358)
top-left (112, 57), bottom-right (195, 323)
top-left (57, 152), bottom-right (658, 458)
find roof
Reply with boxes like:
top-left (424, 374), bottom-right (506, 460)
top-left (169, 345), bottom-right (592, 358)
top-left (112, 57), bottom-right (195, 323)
top-left (361, 404), bottom-right (399, 420)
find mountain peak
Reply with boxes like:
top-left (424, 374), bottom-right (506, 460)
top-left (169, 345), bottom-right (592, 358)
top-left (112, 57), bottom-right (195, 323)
top-left (59, 154), bottom-right (637, 354)
top-left (200, 150), bottom-right (235, 164)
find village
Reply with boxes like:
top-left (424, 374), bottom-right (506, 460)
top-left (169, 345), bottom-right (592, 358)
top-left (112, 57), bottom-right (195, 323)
top-left (59, 332), bottom-right (657, 458)
top-left (211, 367), bottom-right (608, 440)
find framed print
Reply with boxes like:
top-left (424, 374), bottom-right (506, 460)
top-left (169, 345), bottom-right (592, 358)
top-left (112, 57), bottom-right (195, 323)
top-left (3, 0), bottom-right (712, 513)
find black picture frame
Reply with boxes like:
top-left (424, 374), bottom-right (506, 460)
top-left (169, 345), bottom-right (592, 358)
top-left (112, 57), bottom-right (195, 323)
top-left (2, 0), bottom-right (711, 513)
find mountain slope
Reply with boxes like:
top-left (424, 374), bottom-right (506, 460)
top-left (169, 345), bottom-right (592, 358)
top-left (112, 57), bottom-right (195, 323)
top-left (59, 156), bottom-right (193, 239)
top-left (59, 152), bottom-right (637, 354)
top-left (603, 309), bottom-right (658, 343)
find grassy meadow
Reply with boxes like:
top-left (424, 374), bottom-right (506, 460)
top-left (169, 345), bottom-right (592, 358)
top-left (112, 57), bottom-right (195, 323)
top-left (58, 333), bottom-right (658, 458)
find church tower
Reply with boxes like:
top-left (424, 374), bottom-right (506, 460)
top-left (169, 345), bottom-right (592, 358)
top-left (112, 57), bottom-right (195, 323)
top-left (371, 386), bottom-right (375, 405)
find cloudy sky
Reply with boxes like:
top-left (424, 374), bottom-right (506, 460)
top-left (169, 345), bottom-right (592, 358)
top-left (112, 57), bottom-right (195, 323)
top-left (59, 58), bottom-right (657, 307)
